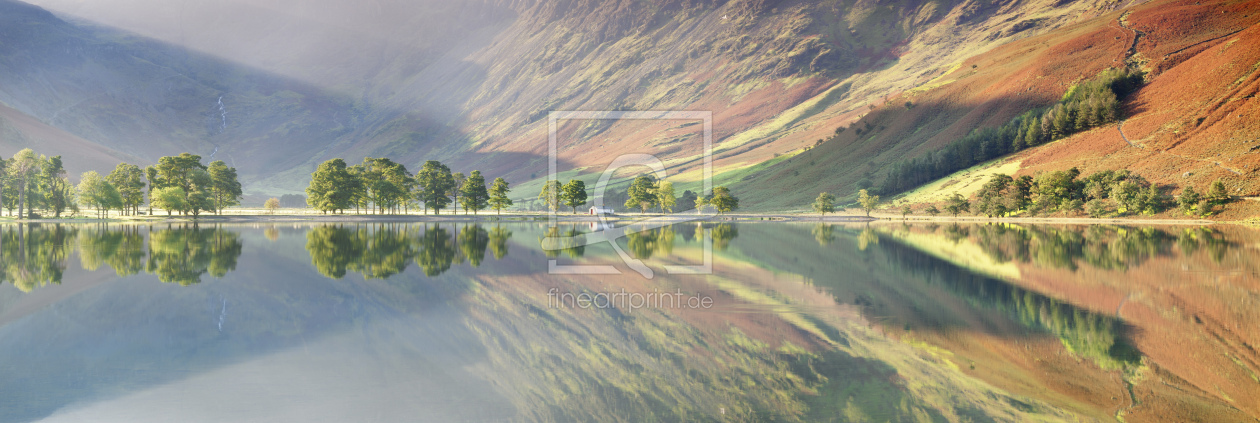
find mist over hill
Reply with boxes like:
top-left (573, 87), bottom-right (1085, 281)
top-left (2, 0), bottom-right (1253, 210)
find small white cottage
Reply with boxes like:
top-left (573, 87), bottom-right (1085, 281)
top-left (588, 206), bottom-right (615, 215)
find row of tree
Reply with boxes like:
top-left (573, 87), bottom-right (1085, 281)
top-left (538, 174), bottom-right (740, 214)
top-left (877, 68), bottom-right (1144, 195)
top-left (306, 158), bottom-right (513, 215)
top-left (810, 168), bottom-right (1233, 219)
top-left (960, 169), bottom-right (1232, 218)
top-left (308, 157), bottom-right (744, 216)
top-left (1, 149), bottom-right (243, 219)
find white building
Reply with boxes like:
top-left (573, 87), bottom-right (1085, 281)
top-left (588, 206), bottom-right (615, 215)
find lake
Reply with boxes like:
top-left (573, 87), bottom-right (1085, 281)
top-left (0, 221), bottom-right (1256, 422)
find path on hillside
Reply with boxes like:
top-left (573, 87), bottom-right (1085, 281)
top-left (1161, 27), bottom-right (1249, 60)
top-left (1117, 120), bottom-right (1141, 148)
top-left (1112, 13), bottom-right (1248, 177)
top-left (1118, 116), bottom-right (1244, 176)
top-left (1117, 11), bottom-right (1145, 68)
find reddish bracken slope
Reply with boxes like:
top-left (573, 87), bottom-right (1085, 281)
top-left (1018, 0), bottom-right (1260, 208)
top-left (746, 0), bottom-right (1260, 214)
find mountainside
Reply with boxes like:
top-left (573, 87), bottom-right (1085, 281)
top-left (747, 0), bottom-right (1260, 211)
top-left (3, 0), bottom-right (1131, 200)
top-left (0, 104), bottom-right (139, 177)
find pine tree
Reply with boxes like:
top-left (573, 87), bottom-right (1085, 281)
top-left (306, 158), bottom-right (359, 214)
top-left (945, 193), bottom-right (970, 217)
top-left (108, 163), bottom-right (147, 216)
top-left (460, 170), bottom-right (490, 214)
top-left (144, 166), bottom-right (158, 215)
top-left (538, 180), bottom-right (562, 212)
top-left (451, 172), bottom-right (467, 214)
top-left (1178, 186), bottom-right (1201, 214)
top-left (416, 161), bottom-right (455, 214)
top-left (10, 149), bottom-right (38, 219)
top-left (207, 161), bottom-right (242, 214)
top-left (488, 177), bottom-right (513, 215)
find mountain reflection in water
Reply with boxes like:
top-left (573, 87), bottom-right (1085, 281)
top-left (0, 222), bottom-right (1255, 422)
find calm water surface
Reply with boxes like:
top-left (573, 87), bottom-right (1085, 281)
top-left (0, 221), bottom-right (1257, 422)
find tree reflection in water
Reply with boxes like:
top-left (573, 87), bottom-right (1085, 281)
top-left (954, 224), bottom-right (1234, 272)
top-left (0, 224), bottom-right (76, 292)
top-left (305, 223), bottom-right (512, 279)
top-left (812, 223), bottom-right (836, 246)
top-left (0, 224), bottom-right (244, 291)
top-left (145, 225), bottom-right (243, 285)
top-left (540, 226), bottom-right (586, 259)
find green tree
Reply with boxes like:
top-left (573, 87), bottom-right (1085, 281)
top-left (0, 158), bottom-right (8, 216)
top-left (488, 177), bottom-right (513, 215)
top-left (306, 158), bottom-right (360, 214)
top-left (812, 192), bottom-right (835, 216)
top-left (1086, 199), bottom-right (1109, 218)
top-left (901, 205), bottom-right (912, 219)
top-left (207, 161), bottom-right (243, 215)
top-left (625, 175), bottom-right (657, 213)
top-left (975, 174), bottom-right (1012, 217)
top-left (656, 180), bottom-right (676, 212)
top-left (41, 156), bottom-right (73, 217)
top-left (1207, 180), bottom-right (1230, 205)
top-left (1110, 180), bottom-right (1143, 215)
top-left (677, 190), bottom-right (698, 211)
top-left (561, 179), bottom-right (588, 214)
top-left (153, 153), bottom-right (208, 215)
top-left (451, 172), bottom-right (467, 214)
top-left (925, 205), bottom-right (940, 216)
top-left (539, 180), bottom-right (563, 212)
top-left (185, 169), bottom-right (215, 217)
top-left (461, 170), bottom-right (490, 214)
top-left (416, 160), bottom-right (455, 214)
top-left (945, 193), bottom-right (970, 217)
top-left (144, 166), bottom-right (158, 215)
top-left (709, 186), bottom-right (739, 214)
top-left (10, 149), bottom-right (39, 219)
top-left (107, 163), bottom-right (146, 216)
top-left (359, 158), bottom-right (411, 214)
top-left (857, 189), bottom-right (880, 217)
top-left (77, 171), bottom-right (122, 218)
top-left (1178, 186), bottom-right (1201, 215)
top-left (152, 186), bottom-right (187, 216)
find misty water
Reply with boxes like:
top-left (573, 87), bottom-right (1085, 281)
top-left (0, 221), bottom-right (1256, 422)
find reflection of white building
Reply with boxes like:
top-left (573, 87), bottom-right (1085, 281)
top-left (589, 221), bottom-right (615, 231)
top-left (588, 206), bottom-right (615, 216)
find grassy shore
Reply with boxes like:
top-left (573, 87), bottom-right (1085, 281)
top-left (2, 206), bottom-right (1248, 226)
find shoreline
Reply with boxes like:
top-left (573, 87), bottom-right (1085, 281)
top-left (0, 211), bottom-right (1246, 226)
